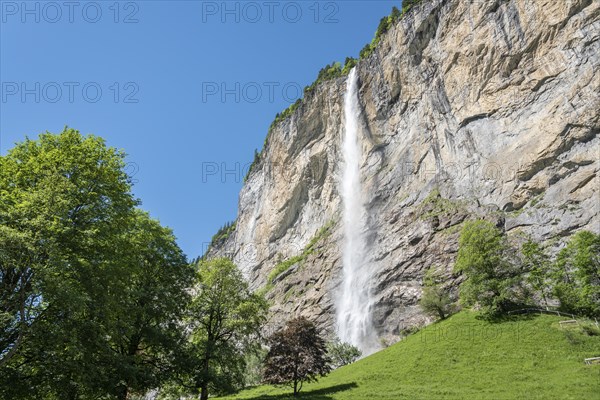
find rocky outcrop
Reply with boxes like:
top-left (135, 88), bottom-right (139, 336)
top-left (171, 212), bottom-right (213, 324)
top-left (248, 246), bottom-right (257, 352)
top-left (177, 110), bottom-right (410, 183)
top-left (207, 0), bottom-right (600, 344)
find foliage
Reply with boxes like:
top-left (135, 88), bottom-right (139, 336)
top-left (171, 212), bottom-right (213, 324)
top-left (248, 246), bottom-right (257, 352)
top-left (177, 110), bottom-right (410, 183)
top-left (267, 98), bottom-right (302, 144)
top-left (454, 220), bottom-right (524, 318)
top-left (303, 62), bottom-right (343, 96)
top-left (244, 149), bottom-right (261, 183)
top-left (100, 210), bottom-right (194, 400)
top-left (265, 55), bottom-right (359, 150)
top-left (267, 255), bottom-right (304, 286)
top-left (401, 0), bottom-right (423, 14)
top-left (521, 239), bottom-right (552, 307)
top-left (419, 265), bottom-right (455, 320)
top-left (266, 220), bottom-right (335, 287)
top-left (210, 220), bottom-right (237, 249)
top-left (418, 188), bottom-right (463, 220)
top-left (552, 231), bottom-right (600, 318)
top-left (168, 258), bottom-right (268, 400)
top-left (0, 128), bottom-right (193, 399)
top-left (358, 5), bottom-right (409, 61)
top-left (359, 43), bottom-right (375, 60)
top-left (243, 347), bottom-right (268, 387)
top-left (262, 317), bottom-right (331, 396)
top-left (327, 340), bottom-right (361, 369)
top-left (217, 312), bottom-right (600, 400)
top-left (342, 57), bottom-right (358, 75)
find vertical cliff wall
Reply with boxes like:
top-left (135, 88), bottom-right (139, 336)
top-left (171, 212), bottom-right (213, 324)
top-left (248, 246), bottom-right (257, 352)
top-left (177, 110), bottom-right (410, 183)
top-left (207, 0), bottom-right (600, 344)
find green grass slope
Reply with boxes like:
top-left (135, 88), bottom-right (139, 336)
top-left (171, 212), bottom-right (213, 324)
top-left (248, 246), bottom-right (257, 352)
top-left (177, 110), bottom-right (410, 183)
top-left (217, 312), bottom-right (600, 399)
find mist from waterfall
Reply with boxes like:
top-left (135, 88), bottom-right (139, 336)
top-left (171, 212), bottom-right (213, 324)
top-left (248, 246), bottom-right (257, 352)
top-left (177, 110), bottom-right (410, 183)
top-left (336, 68), bottom-right (379, 356)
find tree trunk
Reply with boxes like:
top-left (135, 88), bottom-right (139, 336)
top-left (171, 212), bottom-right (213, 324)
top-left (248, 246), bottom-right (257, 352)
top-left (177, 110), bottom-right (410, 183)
top-left (116, 385), bottom-right (128, 400)
top-left (200, 383), bottom-right (209, 400)
top-left (293, 355), bottom-right (298, 396)
top-left (200, 349), bottom-right (211, 400)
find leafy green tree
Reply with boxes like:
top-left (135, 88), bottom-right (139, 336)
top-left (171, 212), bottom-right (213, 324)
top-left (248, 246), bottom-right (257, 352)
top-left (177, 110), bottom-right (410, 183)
top-left (419, 265), bottom-right (454, 320)
top-left (243, 346), bottom-right (268, 387)
top-left (0, 128), bottom-right (137, 399)
top-left (106, 210), bottom-right (193, 400)
top-left (263, 317), bottom-right (331, 396)
top-left (0, 226), bottom-right (38, 369)
top-left (521, 239), bottom-right (552, 308)
top-left (0, 129), bottom-right (193, 399)
top-left (454, 220), bottom-right (523, 317)
top-left (172, 258), bottom-right (267, 400)
top-left (553, 231), bottom-right (600, 318)
top-left (327, 339), bottom-right (361, 368)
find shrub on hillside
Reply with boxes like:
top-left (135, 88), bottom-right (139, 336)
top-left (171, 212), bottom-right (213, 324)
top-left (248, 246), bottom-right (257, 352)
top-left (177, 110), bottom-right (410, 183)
top-left (419, 265), bottom-right (456, 320)
top-left (454, 220), bottom-right (524, 318)
top-left (327, 340), bottom-right (361, 369)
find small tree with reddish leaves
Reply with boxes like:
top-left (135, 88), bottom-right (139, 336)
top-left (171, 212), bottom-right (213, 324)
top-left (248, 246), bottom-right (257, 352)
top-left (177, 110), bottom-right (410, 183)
top-left (262, 317), bottom-right (331, 396)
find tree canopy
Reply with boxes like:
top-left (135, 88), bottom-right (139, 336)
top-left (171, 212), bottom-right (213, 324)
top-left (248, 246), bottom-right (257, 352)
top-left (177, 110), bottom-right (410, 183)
top-left (553, 231), bottom-right (600, 318)
top-left (263, 317), bottom-right (331, 396)
top-left (0, 129), bottom-right (193, 399)
top-left (327, 340), bottom-right (361, 369)
top-left (163, 258), bottom-right (267, 400)
top-left (419, 265), bottom-right (455, 320)
top-left (454, 220), bottom-right (523, 317)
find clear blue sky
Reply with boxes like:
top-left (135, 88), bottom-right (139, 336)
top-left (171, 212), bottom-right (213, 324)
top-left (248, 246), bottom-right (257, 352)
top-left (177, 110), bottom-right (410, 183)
top-left (0, 0), bottom-right (402, 259)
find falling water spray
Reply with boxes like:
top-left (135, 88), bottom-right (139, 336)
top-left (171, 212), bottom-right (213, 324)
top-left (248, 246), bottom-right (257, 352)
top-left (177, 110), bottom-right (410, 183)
top-left (336, 68), bottom-right (379, 355)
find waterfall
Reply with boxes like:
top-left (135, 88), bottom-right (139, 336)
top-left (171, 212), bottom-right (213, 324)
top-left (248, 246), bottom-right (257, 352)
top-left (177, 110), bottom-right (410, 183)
top-left (336, 68), bottom-right (379, 356)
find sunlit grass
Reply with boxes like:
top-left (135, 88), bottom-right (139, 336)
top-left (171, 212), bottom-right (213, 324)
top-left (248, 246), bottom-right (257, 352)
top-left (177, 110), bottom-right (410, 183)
top-left (216, 311), bottom-right (600, 399)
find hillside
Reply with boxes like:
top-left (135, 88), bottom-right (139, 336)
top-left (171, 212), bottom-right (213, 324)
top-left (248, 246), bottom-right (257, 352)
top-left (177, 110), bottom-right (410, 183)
top-left (217, 312), bottom-right (600, 399)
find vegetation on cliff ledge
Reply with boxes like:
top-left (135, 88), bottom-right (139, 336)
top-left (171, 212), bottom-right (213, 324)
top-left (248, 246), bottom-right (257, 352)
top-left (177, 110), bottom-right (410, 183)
top-left (262, 220), bottom-right (336, 293)
top-left (208, 220), bottom-right (237, 250)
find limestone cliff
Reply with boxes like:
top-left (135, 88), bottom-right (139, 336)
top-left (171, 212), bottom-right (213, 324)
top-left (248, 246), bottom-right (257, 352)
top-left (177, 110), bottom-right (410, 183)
top-left (207, 0), bottom-right (600, 344)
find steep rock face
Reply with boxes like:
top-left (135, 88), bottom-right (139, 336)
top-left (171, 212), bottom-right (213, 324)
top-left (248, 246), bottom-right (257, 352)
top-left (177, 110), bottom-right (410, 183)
top-left (208, 0), bottom-right (600, 344)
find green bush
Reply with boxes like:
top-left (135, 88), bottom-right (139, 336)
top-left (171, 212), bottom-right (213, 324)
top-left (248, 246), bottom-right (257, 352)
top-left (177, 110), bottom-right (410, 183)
top-left (454, 220), bottom-right (524, 318)
top-left (327, 340), bottom-right (361, 368)
top-left (419, 265), bottom-right (455, 320)
top-left (243, 347), bottom-right (268, 387)
top-left (359, 43), bottom-right (374, 60)
top-left (402, 0), bottom-right (423, 13)
top-left (521, 239), bottom-right (552, 307)
top-left (267, 255), bottom-right (304, 284)
top-left (552, 231), bottom-right (600, 318)
top-left (342, 57), bottom-right (357, 75)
